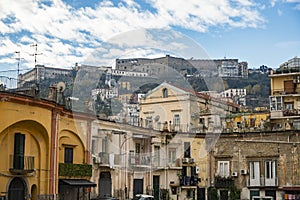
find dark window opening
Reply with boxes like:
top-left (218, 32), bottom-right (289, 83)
top-left (13, 133), bottom-right (25, 170)
top-left (184, 142), bottom-right (191, 158)
top-left (64, 147), bottom-right (73, 164)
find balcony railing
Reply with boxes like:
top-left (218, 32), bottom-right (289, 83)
top-left (9, 154), bottom-right (35, 174)
top-left (180, 176), bottom-right (198, 186)
top-left (129, 153), bottom-right (151, 166)
top-left (214, 177), bottom-right (234, 188)
top-left (248, 177), bottom-right (278, 187)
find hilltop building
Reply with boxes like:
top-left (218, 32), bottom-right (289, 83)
top-left (116, 55), bottom-right (248, 78)
top-left (18, 65), bottom-right (73, 87)
top-left (279, 57), bottom-right (300, 70)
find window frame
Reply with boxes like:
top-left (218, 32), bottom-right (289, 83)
top-left (217, 161), bottom-right (230, 178)
top-left (64, 147), bottom-right (74, 164)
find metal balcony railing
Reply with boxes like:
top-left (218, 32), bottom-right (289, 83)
top-left (9, 154), bottom-right (35, 174)
top-left (248, 177), bottom-right (278, 187)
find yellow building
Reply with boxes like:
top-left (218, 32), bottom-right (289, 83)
top-left (269, 71), bottom-right (300, 129)
top-left (139, 82), bottom-right (239, 133)
top-left (0, 92), bottom-right (95, 200)
top-left (137, 82), bottom-right (240, 199)
top-left (224, 112), bottom-right (270, 132)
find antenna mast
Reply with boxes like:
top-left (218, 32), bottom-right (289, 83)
top-left (14, 51), bottom-right (23, 87)
top-left (30, 44), bottom-right (43, 84)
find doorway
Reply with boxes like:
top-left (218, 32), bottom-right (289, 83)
top-left (8, 177), bottom-right (27, 200)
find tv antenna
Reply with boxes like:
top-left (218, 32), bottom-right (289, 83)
top-left (14, 51), bottom-right (24, 86)
top-left (30, 44), bottom-right (43, 67)
top-left (30, 44), bottom-right (43, 85)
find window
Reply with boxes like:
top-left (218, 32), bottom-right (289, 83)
top-left (173, 114), bottom-right (180, 127)
top-left (184, 142), bottom-right (190, 158)
top-left (162, 88), bottom-right (168, 98)
top-left (269, 96), bottom-right (282, 110)
top-left (136, 143), bottom-right (141, 153)
top-left (265, 160), bottom-right (276, 179)
top-left (145, 116), bottom-right (152, 127)
top-left (217, 161), bottom-right (229, 177)
top-left (249, 161), bottom-right (260, 186)
top-left (168, 148), bottom-right (176, 163)
top-left (154, 146), bottom-right (160, 166)
top-left (102, 136), bottom-right (109, 153)
top-left (64, 147), bottom-right (73, 164)
top-left (13, 133), bottom-right (25, 170)
top-left (285, 103), bottom-right (294, 110)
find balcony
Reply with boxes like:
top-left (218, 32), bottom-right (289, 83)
top-left (95, 152), bottom-right (122, 167)
top-left (180, 176), bottom-right (198, 187)
top-left (142, 122), bottom-right (197, 133)
top-left (270, 109), bottom-right (300, 119)
top-left (248, 177), bottom-right (278, 187)
top-left (59, 163), bottom-right (92, 177)
top-left (129, 153), bottom-right (151, 168)
top-left (9, 155), bottom-right (35, 174)
top-left (214, 177), bottom-right (234, 188)
top-left (98, 152), bottom-right (109, 165)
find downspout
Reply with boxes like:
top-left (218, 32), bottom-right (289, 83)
top-left (50, 110), bottom-right (59, 198)
top-left (86, 120), bottom-right (92, 164)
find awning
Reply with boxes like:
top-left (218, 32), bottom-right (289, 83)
top-left (282, 186), bottom-right (300, 191)
top-left (60, 179), bottom-right (96, 187)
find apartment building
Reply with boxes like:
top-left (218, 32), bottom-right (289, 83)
top-left (139, 82), bottom-right (239, 133)
top-left (212, 130), bottom-right (300, 200)
top-left (269, 71), bottom-right (300, 130)
top-left (221, 88), bottom-right (247, 106)
top-left (90, 119), bottom-right (207, 200)
top-left (279, 57), bottom-right (300, 70)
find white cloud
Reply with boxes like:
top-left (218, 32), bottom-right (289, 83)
top-left (284, 0), bottom-right (300, 9)
top-left (0, 0), bottom-right (266, 70)
top-left (270, 0), bottom-right (277, 7)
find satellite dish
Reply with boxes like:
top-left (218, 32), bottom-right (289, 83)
top-left (154, 115), bottom-right (160, 122)
top-left (108, 79), bottom-right (117, 87)
top-left (56, 82), bottom-right (66, 92)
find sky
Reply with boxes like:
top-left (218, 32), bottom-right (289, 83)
top-left (0, 0), bottom-right (300, 86)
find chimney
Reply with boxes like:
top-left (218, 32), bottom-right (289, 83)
top-left (48, 85), bottom-right (57, 102)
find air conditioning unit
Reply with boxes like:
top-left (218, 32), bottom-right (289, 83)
top-left (182, 158), bottom-right (189, 163)
top-left (240, 169), bottom-right (247, 175)
top-left (232, 172), bottom-right (238, 177)
top-left (189, 158), bottom-right (195, 163)
top-left (195, 166), bottom-right (200, 174)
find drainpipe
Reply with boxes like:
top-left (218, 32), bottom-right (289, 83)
top-left (50, 110), bottom-right (59, 199)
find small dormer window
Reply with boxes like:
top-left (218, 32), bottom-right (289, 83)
top-left (163, 88), bottom-right (168, 98)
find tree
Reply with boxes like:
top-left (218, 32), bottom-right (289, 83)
top-left (229, 185), bottom-right (240, 200)
top-left (208, 187), bottom-right (219, 200)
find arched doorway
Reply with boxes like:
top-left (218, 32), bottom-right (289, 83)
top-left (8, 177), bottom-right (27, 200)
top-left (99, 172), bottom-right (112, 197)
top-left (31, 184), bottom-right (38, 200)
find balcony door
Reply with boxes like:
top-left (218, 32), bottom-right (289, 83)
top-left (8, 177), bottom-right (27, 200)
top-left (265, 160), bottom-right (276, 186)
top-left (249, 161), bottom-right (260, 186)
top-left (13, 133), bottom-right (25, 170)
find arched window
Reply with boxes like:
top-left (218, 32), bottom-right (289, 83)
top-left (162, 88), bottom-right (168, 98)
